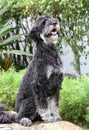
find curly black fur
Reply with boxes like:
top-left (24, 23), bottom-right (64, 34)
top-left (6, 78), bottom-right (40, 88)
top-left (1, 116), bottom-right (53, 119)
top-left (0, 104), bottom-right (15, 123)
top-left (0, 14), bottom-right (64, 126)
top-left (0, 111), bottom-right (15, 123)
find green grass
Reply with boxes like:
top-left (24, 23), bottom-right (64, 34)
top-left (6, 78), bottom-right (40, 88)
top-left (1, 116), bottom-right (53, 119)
top-left (60, 76), bottom-right (89, 127)
top-left (0, 67), bottom-right (25, 110)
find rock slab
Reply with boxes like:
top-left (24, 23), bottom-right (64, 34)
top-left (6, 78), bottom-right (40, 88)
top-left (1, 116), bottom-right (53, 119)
top-left (0, 121), bottom-right (83, 130)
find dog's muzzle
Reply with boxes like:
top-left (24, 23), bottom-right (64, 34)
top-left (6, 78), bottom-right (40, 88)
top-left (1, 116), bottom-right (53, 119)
top-left (40, 17), bottom-right (60, 44)
top-left (44, 19), bottom-right (60, 38)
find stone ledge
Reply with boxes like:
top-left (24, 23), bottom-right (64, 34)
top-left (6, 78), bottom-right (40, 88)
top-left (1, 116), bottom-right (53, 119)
top-left (0, 121), bottom-right (83, 130)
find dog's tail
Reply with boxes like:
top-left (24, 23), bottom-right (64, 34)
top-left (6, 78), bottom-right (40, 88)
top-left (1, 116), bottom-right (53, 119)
top-left (0, 104), bottom-right (16, 123)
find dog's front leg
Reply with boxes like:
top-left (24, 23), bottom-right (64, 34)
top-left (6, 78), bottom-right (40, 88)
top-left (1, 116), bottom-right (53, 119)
top-left (47, 96), bottom-right (62, 121)
top-left (37, 107), bottom-right (54, 123)
top-left (34, 85), bottom-right (54, 123)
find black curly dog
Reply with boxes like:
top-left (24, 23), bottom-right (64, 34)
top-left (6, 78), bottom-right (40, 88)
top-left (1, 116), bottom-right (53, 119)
top-left (0, 14), bottom-right (64, 126)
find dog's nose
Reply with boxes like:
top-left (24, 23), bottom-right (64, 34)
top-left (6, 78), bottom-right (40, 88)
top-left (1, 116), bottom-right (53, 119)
top-left (52, 20), bottom-right (57, 25)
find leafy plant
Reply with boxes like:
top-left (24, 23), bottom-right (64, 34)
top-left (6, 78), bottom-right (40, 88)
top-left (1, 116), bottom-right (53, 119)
top-left (0, 0), bottom-right (23, 48)
top-left (60, 76), bottom-right (89, 126)
top-left (0, 0), bottom-right (32, 70)
top-left (0, 67), bottom-right (25, 110)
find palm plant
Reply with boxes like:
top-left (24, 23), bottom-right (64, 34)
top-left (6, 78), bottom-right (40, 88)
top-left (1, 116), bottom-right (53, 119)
top-left (0, 1), bottom-right (32, 70)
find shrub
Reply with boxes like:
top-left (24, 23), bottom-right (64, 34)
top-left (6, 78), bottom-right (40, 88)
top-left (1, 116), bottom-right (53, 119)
top-left (60, 76), bottom-right (89, 127)
top-left (0, 67), bottom-right (25, 110)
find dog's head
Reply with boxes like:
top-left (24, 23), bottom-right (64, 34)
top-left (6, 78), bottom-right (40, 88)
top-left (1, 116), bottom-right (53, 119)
top-left (29, 14), bottom-right (60, 44)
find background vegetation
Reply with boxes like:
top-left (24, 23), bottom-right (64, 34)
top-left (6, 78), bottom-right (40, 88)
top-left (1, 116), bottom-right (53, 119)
top-left (60, 76), bottom-right (89, 127)
top-left (0, 67), bottom-right (25, 110)
top-left (0, 0), bottom-right (89, 74)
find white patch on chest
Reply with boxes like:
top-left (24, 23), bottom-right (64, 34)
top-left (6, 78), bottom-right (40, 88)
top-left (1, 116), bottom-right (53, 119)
top-left (54, 65), bottom-right (65, 74)
top-left (46, 65), bottom-right (64, 79)
top-left (47, 65), bottom-right (53, 79)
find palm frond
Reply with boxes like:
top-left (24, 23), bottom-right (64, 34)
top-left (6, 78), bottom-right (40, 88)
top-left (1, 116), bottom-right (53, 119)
top-left (0, 34), bottom-right (23, 48)
top-left (0, 50), bottom-right (32, 57)
top-left (0, 24), bottom-right (12, 37)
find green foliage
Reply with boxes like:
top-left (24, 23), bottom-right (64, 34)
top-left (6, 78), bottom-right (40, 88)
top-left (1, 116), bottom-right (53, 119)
top-left (60, 76), bottom-right (89, 126)
top-left (0, 0), bottom-right (89, 73)
top-left (0, 67), bottom-right (25, 110)
top-left (0, 1), bottom-right (23, 48)
top-left (0, 0), bottom-right (32, 70)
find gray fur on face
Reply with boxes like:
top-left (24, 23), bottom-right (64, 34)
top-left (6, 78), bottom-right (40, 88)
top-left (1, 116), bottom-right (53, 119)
top-left (0, 15), bottom-right (63, 126)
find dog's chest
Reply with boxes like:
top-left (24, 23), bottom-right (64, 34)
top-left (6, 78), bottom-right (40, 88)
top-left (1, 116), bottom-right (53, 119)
top-left (45, 61), bottom-right (64, 95)
top-left (46, 62), bottom-right (64, 79)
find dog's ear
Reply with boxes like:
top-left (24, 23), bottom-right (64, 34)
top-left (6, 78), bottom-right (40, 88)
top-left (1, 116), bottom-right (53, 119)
top-left (29, 26), bottom-right (36, 40)
top-left (28, 26), bottom-right (40, 41)
top-left (28, 14), bottom-right (51, 41)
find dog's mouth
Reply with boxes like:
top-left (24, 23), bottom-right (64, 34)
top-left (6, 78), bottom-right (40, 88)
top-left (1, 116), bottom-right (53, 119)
top-left (45, 28), bottom-right (59, 38)
top-left (45, 24), bottom-right (60, 38)
top-left (50, 28), bottom-right (58, 35)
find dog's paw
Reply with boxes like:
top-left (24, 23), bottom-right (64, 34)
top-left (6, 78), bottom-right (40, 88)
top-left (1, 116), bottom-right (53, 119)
top-left (38, 108), bottom-right (54, 123)
top-left (20, 117), bottom-right (32, 126)
top-left (53, 114), bottom-right (62, 121)
top-left (42, 114), bottom-right (62, 123)
top-left (42, 114), bottom-right (54, 123)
